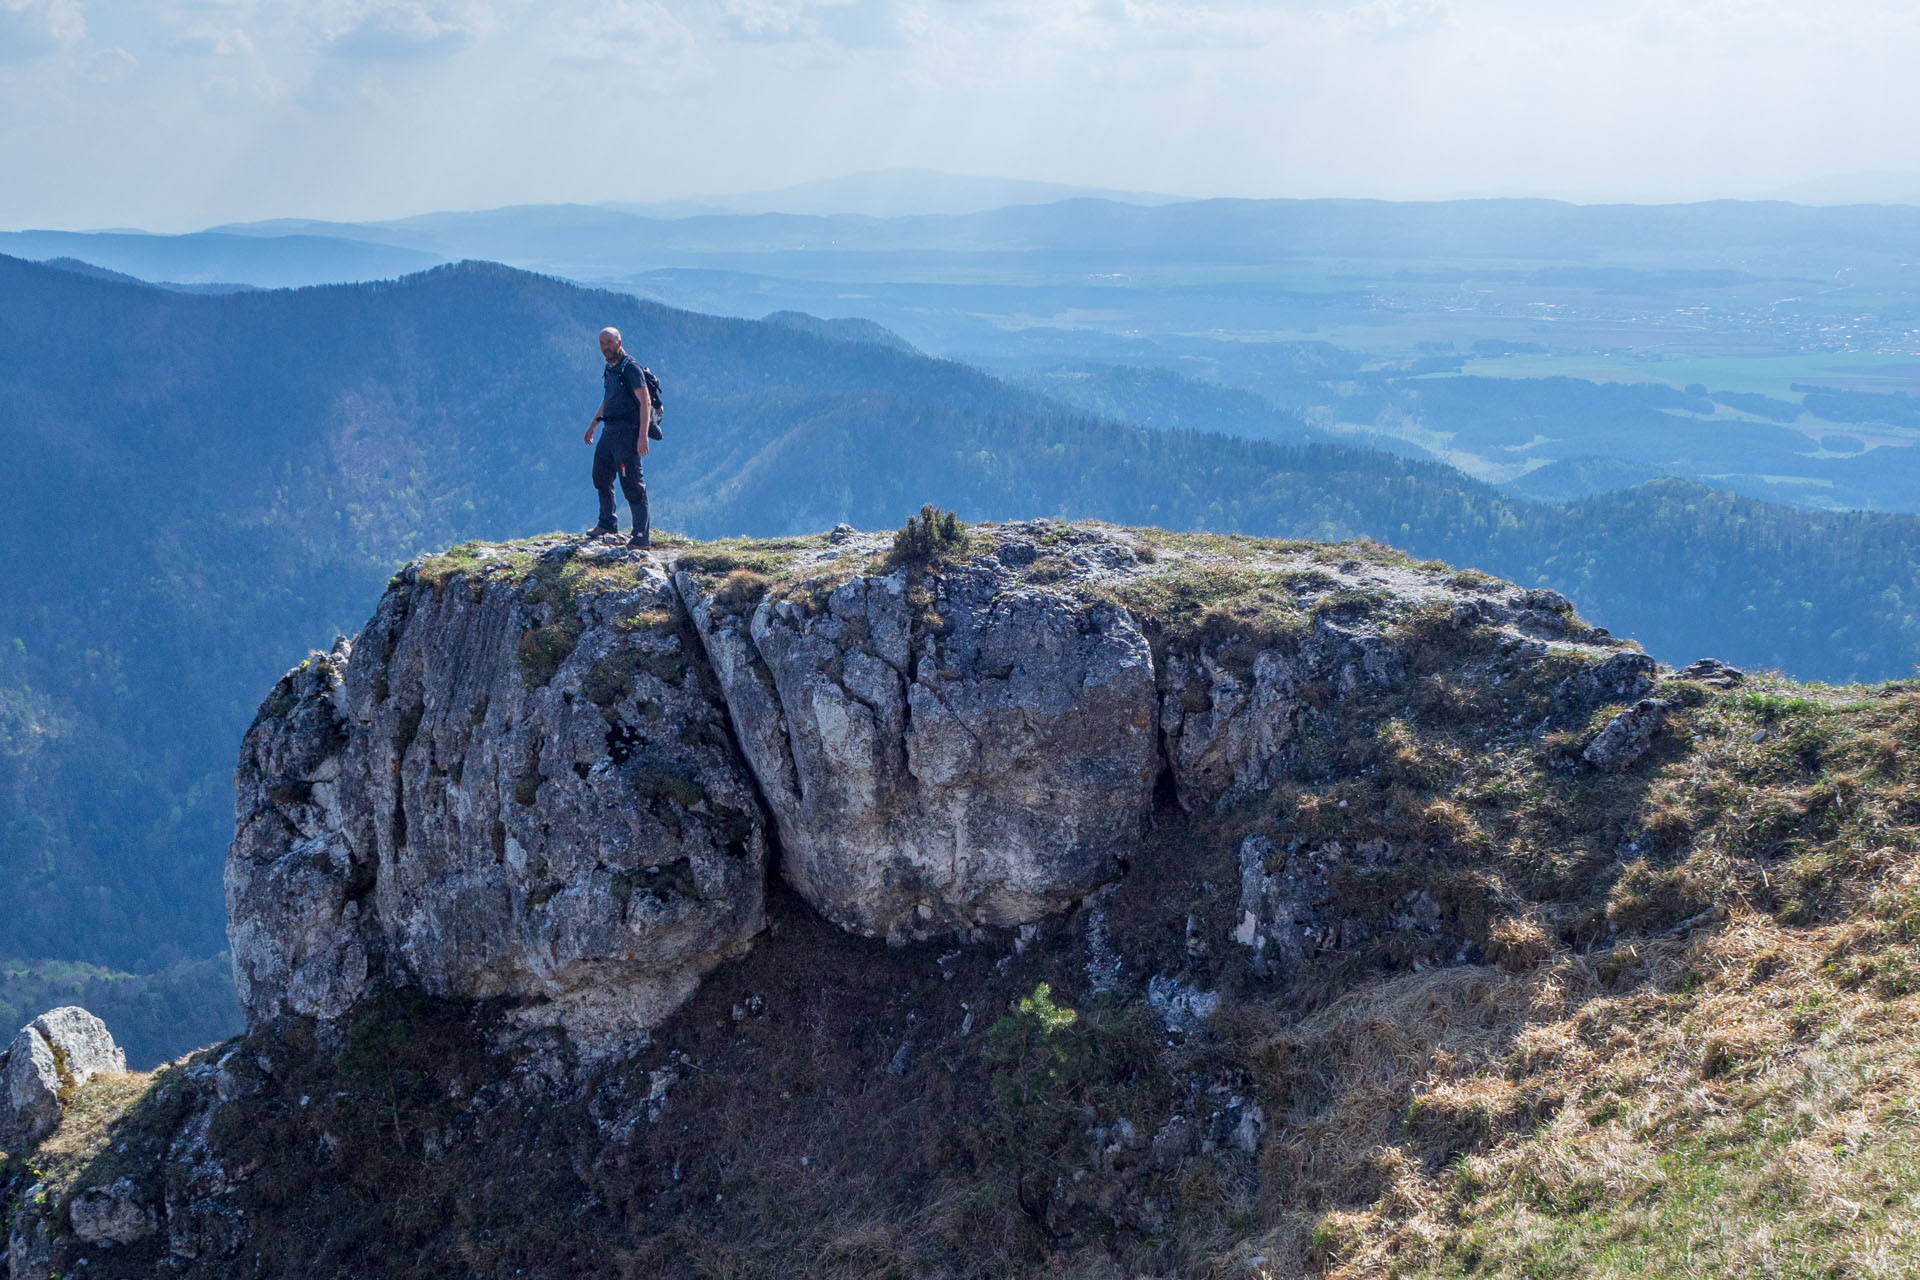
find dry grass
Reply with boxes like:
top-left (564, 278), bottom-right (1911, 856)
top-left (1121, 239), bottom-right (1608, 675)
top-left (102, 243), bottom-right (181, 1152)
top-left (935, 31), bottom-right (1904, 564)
top-left (19, 1068), bottom-right (157, 1192)
top-left (1190, 678), bottom-right (1920, 1280)
top-left (1285, 910), bottom-right (1920, 1279)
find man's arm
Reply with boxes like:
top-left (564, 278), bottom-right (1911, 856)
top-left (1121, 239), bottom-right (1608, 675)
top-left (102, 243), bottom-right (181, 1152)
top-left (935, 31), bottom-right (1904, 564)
top-left (584, 405), bottom-right (602, 445)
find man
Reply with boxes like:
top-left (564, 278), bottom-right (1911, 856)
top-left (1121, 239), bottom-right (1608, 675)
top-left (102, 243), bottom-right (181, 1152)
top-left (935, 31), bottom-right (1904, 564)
top-left (584, 325), bottom-right (652, 549)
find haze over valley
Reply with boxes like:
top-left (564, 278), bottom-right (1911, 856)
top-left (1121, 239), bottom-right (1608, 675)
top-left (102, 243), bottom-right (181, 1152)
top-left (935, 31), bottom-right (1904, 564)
top-left (17, 183), bottom-right (1920, 513)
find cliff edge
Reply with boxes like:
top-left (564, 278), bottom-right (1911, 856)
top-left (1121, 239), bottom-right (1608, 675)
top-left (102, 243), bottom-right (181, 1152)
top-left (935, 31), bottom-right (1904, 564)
top-left (226, 520), bottom-right (1626, 1049)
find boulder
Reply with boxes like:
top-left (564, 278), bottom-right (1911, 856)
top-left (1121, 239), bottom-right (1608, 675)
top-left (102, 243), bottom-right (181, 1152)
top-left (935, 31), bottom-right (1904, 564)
top-left (1553, 651), bottom-right (1657, 723)
top-left (1669, 657), bottom-right (1745, 688)
top-left (1, 1007), bottom-right (126, 1153)
top-left (678, 553), bottom-right (1159, 940)
top-left (1583, 698), bottom-right (1671, 772)
top-left (69, 1178), bottom-right (157, 1247)
top-left (1511, 588), bottom-right (1579, 637)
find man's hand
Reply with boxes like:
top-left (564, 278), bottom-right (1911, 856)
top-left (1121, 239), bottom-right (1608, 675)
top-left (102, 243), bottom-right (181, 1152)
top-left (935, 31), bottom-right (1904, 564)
top-left (636, 436), bottom-right (650, 459)
top-left (584, 414), bottom-right (600, 445)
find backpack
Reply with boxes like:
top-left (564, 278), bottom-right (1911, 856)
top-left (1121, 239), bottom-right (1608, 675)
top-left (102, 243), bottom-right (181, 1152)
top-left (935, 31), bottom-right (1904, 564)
top-left (640, 365), bottom-right (664, 440)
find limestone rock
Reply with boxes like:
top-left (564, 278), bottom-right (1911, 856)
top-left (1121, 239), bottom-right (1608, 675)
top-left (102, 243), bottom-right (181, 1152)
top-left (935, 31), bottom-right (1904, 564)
top-left (678, 553), bottom-right (1158, 940)
top-left (226, 639), bottom-right (372, 1023)
top-left (230, 525), bottom-right (1634, 1046)
top-left (1553, 651), bottom-right (1657, 723)
top-left (160, 1068), bottom-right (248, 1265)
top-left (1670, 657), bottom-right (1745, 688)
top-left (1150, 1115), bottom-right (1200, 1171)
top-left (7, 1183), bottom-right (56, 1280)
top-left (68, 1178), bottom-right (156, 1246)
top-left (1, 1007), bottom-right (126, 1153)
top-left (1451, 585), bottom-right (1605, 644)
top-left (1232, 833), bottom-right (1447, 979)
top-left (1583, 698), bottom-right (1671, 772)
top-left (1232, 834), bottom-right (1330, 980)
top-left (1160, 616), bottom-right (1406, 810)
top-left (229, 543), bottom-right (770, 1048)
top-left (1146, 974), bottom-right (1219, 1035)
top-left (1512, 588), bottom-right (1578, 637)
top-left (1218, 1098), bottom-right (1265, 1156)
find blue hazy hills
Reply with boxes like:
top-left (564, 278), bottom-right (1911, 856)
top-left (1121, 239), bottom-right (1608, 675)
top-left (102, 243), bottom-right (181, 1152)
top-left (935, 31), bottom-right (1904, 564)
top-left (17, 194), bottom-right (1920, 514)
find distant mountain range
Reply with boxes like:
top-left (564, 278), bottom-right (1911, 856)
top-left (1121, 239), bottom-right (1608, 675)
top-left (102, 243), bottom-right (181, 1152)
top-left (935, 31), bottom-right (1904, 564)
top-left (0, 229), bottom-right (440, 288)
top-left (17, 194), bottom-right (1920, 295)
top-left (609, 168), bottom-right (1190, 218)
top-left (192, 196), bottom-right (1920, 280)
top-left (1765, 170), bottom-right (1920, 206)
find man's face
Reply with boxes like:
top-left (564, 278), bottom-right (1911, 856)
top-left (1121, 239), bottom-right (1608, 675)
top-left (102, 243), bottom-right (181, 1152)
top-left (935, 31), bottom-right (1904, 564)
top-left (598, 330), bottom-right (622, 362)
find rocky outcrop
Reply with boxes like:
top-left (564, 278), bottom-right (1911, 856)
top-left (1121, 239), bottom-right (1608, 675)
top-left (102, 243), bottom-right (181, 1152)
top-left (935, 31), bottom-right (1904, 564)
top-left (1160, 618), bottom-right (1407, 811)
top-left (1, 1007), bottom-right (126, 1154)
top-left (68, 1178), bottom-right (156, 1247)
top-left (225, 642), bottom-right (370, 1024)
top-left (229, 543), bottom-right (770, 1050)
top-left (1554, 651), bottom-right (1657, 724)
top-left (1583, 697), bottom-right (1672, 772)
top-left (228, 523), bottom-right (1654, 1047)
top-left (10, 522), bottom-right (1761, 1279)
top-left (1231, 833), bottom-right (1446, 980)
top-left (1669, 657), bottom-right (1745, 688)
top-left (676, 548), bottom-right (1159, 940)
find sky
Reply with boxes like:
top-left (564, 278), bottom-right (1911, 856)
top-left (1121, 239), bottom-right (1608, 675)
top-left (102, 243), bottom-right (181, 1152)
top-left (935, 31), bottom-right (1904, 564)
top-left (6, 0), bottom-right (1920, 230)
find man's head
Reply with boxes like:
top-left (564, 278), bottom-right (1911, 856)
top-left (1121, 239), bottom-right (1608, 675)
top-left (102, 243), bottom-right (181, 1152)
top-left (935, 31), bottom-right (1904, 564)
top-left (598, 326), bottom-right (624, 362)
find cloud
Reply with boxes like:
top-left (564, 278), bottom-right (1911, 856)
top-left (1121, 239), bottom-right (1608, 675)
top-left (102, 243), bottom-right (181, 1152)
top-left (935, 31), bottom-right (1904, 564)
top-left (83, 44), bottom-right (137, 79)
top-left (15, 0), bottom-right (1920, 230)
top-left (713, 0), bottom-right (907, 48)
top-left (548, 0), bottom-right (694, 67)
top-left (718, 0), bottom-right (808, 41)
top-left (324, 0), bottom-right (492, 57)
top-left (0, 0), bottom-right (85, 62)
top-left (813, 0), bottom-right (908, 49)
top-left (176, 23), bottom-right (258, 56)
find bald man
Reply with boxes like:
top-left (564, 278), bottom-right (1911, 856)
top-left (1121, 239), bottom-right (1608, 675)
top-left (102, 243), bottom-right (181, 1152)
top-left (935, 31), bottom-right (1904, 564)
top-left (584, 326), bottom-right (652, 548)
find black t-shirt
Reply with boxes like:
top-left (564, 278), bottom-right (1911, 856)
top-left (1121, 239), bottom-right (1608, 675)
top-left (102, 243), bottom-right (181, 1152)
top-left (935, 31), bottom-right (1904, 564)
top-left (601, 355), bottom-right (647, 425)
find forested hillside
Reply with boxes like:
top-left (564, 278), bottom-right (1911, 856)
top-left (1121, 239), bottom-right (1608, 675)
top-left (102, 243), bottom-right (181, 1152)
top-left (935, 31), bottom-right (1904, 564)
top-left (2, 253), bottom-right (1916, 1061)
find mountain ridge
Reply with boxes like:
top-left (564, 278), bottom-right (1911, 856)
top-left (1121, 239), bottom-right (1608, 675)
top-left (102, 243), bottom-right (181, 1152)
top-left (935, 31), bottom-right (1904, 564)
top-left (2, 250), bottom-right (1917, 1032)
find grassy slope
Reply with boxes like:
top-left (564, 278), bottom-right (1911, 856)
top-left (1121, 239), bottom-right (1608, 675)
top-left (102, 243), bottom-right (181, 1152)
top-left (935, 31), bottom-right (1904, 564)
top-left (1275, 676), bottom-right (1920, 1278)
top-left (7, 527), bottom-right (1920, 1278)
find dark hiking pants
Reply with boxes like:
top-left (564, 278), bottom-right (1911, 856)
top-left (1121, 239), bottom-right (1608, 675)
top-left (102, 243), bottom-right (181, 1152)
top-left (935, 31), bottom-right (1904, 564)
top-left (592, 424), bottom-right (649, 536)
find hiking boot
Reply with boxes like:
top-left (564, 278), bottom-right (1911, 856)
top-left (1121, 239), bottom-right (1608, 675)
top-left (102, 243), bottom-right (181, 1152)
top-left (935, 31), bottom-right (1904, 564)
top-left (587, 522), bottom-right (618, 538)
top-left (628, 531), bottom-right (652, 550)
